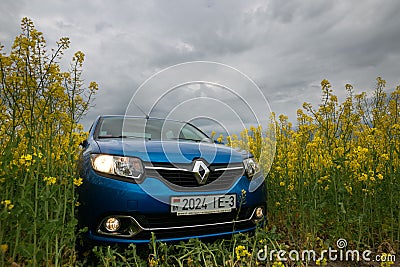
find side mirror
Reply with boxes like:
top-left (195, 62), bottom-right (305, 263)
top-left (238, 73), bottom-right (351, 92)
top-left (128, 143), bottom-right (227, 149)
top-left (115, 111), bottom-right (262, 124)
top-left (214, 139), bottom-right (224, 145)
top-left (80, 140), bottom-right (89, 148)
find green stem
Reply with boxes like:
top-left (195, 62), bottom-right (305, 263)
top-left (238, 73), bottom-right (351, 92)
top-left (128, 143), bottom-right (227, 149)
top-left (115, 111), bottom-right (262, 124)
top-left (33, 171), bottom-right (38, 266)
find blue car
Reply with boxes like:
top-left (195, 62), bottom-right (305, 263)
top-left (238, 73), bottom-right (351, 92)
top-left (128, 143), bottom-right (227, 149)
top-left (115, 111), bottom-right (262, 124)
top-left (78, 115), bottom-right (266, 244)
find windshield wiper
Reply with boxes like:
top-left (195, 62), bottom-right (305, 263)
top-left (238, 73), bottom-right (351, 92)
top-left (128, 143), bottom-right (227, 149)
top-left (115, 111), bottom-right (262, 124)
top-left (170, 137), bottom-right (210, 143)
top-left (98, 135), bottom-right (123, 139)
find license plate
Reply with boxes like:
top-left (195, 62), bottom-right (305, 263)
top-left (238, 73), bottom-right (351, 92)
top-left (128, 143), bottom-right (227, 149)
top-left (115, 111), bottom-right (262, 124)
top-left (170, 194), bottom-right (236, 216)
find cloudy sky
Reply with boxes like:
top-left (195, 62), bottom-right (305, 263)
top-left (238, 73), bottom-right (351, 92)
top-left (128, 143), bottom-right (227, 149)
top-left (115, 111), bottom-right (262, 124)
top-left (1, 0), bottom-right (400, 133)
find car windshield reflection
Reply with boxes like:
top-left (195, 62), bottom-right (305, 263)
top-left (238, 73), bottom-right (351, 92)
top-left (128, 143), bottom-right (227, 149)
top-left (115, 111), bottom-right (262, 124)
top-left (95, 117), bottom-right (211, 142)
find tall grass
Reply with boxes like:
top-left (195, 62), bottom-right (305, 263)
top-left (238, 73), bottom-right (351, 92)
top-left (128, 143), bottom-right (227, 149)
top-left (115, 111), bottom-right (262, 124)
top-left (0, 18), bottom-right (97, 266)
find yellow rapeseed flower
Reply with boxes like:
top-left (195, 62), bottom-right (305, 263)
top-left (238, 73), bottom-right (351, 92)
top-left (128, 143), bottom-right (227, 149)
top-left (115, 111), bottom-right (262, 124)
top-left (1, 200), bottom-right (14, 210)
top-left (272, 261), bottom-right (284, 267)
top-left (148, 255), bottom-right (159, 267)
top-left (33, 152), bottom-right (43, 159)
top-left (73, 177), bottom-right (83, 186)
top-left (2, 200), bottom-right (11, 205)
top-left (316, 258), bottom-right (327, 266)
top-left (19, 154), bottom-right (34, 167)
top-left (380, 253), bottom-right (394, 267)
top-left (0, 244), bottom-right (8, 253)
top-left (358, 173), bottom-right (368, 182)
top-left (391, 124), bottom-right (400, 131)
top-left (258, 239), bottom-right (266, 244)
top-left (380, 154), bottom-right (389, 161)
top-left (43, 176), bottom-right (57, 186)
top-left (345, 184), bottom-right (353, 195)
top-left (241, 189), bottom-right (247, 196)
top-left (217, 134), bottom-right (224, 143)
top-left (235, 245), bottom-right (251, 261)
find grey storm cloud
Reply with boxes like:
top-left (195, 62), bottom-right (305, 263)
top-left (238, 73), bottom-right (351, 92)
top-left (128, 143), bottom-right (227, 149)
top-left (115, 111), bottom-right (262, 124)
top-left (1, 0), bottom-right (400, 132)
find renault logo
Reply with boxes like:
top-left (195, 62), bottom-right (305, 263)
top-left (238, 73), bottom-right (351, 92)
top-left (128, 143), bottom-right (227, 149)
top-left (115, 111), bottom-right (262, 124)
top-left (192, 160), bottom-right (210, 185)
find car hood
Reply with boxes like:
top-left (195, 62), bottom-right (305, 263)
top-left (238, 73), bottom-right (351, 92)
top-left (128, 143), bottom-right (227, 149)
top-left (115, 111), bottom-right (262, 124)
top-left (94, 139), bottom-right (244, 164)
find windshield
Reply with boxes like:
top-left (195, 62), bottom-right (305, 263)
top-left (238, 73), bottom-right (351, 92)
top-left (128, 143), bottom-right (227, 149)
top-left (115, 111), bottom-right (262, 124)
top-left (95, 117), bottom-right (210, 142)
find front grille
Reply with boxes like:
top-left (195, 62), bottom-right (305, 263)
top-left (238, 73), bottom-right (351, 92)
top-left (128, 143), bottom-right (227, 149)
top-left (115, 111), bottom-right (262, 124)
top-left (145, 162), bottom-right (244, 190)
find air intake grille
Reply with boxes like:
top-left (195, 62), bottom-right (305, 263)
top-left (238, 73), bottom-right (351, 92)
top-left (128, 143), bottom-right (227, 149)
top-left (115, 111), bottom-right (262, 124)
top-left (145, 162), bottom-right (244, 189)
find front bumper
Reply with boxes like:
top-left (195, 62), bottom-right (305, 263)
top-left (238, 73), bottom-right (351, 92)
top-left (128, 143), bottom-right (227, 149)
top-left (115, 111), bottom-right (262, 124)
top-left (77, 169), bottom-right (266, 244)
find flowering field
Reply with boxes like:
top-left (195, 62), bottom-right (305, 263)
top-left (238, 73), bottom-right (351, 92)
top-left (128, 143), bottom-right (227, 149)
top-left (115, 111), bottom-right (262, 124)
top-left (237, 77), bottom-right (400, 249)
top-left (1, 18), bottom-right (399, 266)
top-left (0, 18), bottom-right (96, 266)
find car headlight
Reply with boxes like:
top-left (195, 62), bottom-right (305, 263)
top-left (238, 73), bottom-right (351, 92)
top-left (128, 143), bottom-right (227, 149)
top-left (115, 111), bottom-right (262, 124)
top-left (243, 157), bottom-right (260, 180)
top-left (91, 154), bottom-right (144, 180)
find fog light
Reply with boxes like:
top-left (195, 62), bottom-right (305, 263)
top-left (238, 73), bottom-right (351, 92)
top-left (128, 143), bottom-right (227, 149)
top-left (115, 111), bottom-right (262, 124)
top-left (105, 217), bottom-right (120, 232)
top-left (255, 207), bottom-right (264, 219)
